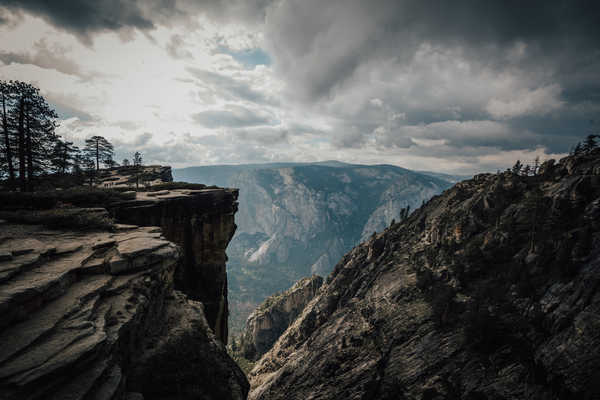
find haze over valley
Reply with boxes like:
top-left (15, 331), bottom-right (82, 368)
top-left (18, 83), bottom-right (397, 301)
top-left (175, 162), bottom-right (456, 332)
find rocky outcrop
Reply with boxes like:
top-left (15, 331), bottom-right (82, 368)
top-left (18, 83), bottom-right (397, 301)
top-left (0, 220), bottom-right (248, 400)
top-left (249, 150), bottom-right (600, 399)
top-left (110, 188), bottom-right (239, 343)
top-left (239, 275), bottom-right (323, 360)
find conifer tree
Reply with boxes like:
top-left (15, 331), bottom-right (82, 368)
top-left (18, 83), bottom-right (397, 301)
top-left (1, 81), bottom-right (16, 188)
top-left (583, 134), bottom-right (598, 153)
top-left (511, 160), bottom-right (523, 175)
top-left (133, 151), bottom-right (143, 167)
top-left (83, 136), bottom-right (114, 171)
top-left (51, 139), bottom-right (78, 174)
top-left (0, 81), bottom-right (60, 191)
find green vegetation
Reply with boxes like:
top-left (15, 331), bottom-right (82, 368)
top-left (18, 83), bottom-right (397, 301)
top-left (227, 338), bottom-right (256, 376)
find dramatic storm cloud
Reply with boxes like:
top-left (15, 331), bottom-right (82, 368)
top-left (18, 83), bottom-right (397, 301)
top-left (0, 0), bottom-right (598, 173)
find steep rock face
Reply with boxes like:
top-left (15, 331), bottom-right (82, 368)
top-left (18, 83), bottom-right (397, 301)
top-left (249, 150), bottom-right (600, 400)
top-left (0, 221), bottom-right (248, 400)
top-left (110, 188), bottom-right (238, 342)
top-left (239, 275), bottom-right (323, 360)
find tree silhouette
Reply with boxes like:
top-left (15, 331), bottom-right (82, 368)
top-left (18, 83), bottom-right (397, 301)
top-left (133, 152), bottom-right (143, 189)
top-left (1, 81), bottom-right (16, 188)
top-left (50, 139), bottom-right (78, 174)
top-left (511, 160), bottom-right (523, 175)
top-left (0, 81), bottom-right (59, 191)
top-left (400, 205), bottom-right (411, 221)
top-left (583, 134), bottom-right (598, 153)
top-left (83, 136), bottom-right (114, 171)
top-left (133, 151), bottom-right (143, 167)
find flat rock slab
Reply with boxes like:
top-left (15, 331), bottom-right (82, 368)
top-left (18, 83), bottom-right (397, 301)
top-left (118, 237), bottom-right (169, 259)
top-left (0, 221), bottom-right (183, 400)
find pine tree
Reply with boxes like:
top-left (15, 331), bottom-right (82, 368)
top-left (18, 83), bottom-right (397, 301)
top-left (82, 156), bottom-right (96, 187)
top-left (1, 81), bottom-right (16, 188)
top-left (512, 160), bottom-right (523, 175)
top-left (1, 81), bottom-right (60, 191)
top-left (122, 158), bottom-right (130, 167)
top-left (83, 136), bottom-right (114, 171)
top-left (133, 152), bottom-right (143, 189)
top-left (400, 205), bottom-right (411, 221)
top-left (50, 139), bottom-right (78, 174)
top-left (583, 134), bottom-right (598, 153)
top-left (133, 152), bottom-right (143, 167)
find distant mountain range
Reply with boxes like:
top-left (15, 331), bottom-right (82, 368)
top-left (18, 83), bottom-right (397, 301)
top-left (174, 162), bottom-right (457, 333)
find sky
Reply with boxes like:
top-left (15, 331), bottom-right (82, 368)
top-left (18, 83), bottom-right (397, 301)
top-left (0, 1), bottom-right (599, 174)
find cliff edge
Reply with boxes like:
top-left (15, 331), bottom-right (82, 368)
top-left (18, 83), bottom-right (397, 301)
top-left (249, 150), bottom-right (600, 399)
top-left (0, 185), bottom-right (247, 399)
top-left (110, 187), bottom-right (238, 342)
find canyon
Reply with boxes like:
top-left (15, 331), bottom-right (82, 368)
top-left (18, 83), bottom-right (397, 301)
top-left (174, 162), bottom-right (456, 334)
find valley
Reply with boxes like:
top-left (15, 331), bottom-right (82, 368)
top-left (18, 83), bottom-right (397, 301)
top-left (174, 162), bottom-right (457, 334)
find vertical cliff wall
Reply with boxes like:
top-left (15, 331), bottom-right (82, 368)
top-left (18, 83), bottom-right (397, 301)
top-left (239, 275), bottom-right (323, 360)
top-left (110, 188), bottom-right (238, 342)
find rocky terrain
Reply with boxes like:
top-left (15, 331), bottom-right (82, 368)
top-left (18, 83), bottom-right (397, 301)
top-left (0, 187), bottom-right (247, 399)
top-left (249, 150), bottom-right (600, 399)
top-left (174, 162), bottom-right (454, 333)
top-left (96, 166), bottom-right (173, 189)
top-left (238, 275), bottom-right (323, 361)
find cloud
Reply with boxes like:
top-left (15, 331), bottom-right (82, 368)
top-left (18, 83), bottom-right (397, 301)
top-left (0, 38), bottom-right (98, 79)
top-left (166, 34), bottom-right (193, 60)
top-left (264, 0), bottom-right (600, 102)
top-left (192, 104), bottom-right (277, 128)
top-left (44, 92), bottom-right (96, 121)
top-left (186, 67), bottom-right (276, 105)
top-left (3, 0), bottom-right (599, 175)
top-left (0, 0), bottom-right (276, 44)
top-left (486, 84), bottom-right (563, 119)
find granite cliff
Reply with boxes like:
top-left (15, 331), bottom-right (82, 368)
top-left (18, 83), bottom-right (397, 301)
top-left (238, 275), bottom-right (323, 361)
top-left (0, 187), bottom-right (247, 399)
top-left (249, 150), bottom-right (600, 399)
top-left (110, 188), bottom-right (238, 342)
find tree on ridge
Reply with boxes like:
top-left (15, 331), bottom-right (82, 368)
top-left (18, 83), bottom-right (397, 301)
top-left (83, 135), bottom-right (114, 171)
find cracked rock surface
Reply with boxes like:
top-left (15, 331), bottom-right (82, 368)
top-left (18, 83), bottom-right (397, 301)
top-left (0, 221), bottom-right (248, 400)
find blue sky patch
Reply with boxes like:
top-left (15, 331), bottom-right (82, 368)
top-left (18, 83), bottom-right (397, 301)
top-left (218, 46), bottom-right (271, 68)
